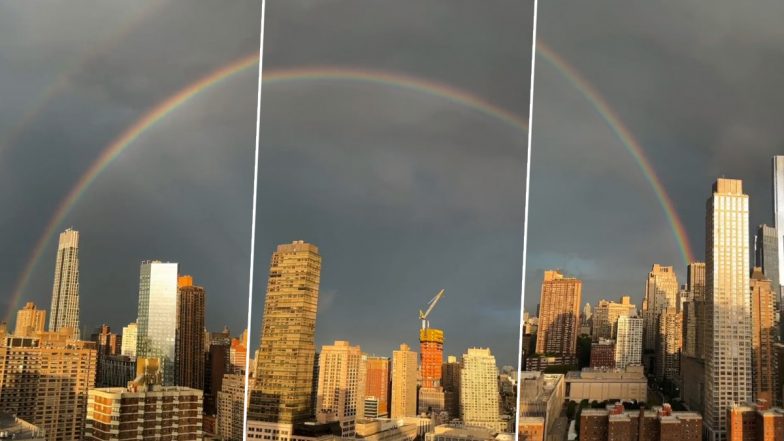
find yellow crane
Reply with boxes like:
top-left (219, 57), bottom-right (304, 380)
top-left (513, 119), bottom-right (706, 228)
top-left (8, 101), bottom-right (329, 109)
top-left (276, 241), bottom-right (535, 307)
top-left (419, 289), bottom-right (445, 330)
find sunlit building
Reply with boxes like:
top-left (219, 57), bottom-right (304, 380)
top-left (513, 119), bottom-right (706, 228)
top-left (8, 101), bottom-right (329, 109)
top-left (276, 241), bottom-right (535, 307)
top-left (535, 270), bottom-right (581, 358)
top-left (175, 275), bottom-right (206, 390)
top-left (14, 302), bottom-right (46, 337)
top-left (48, 228), bottom-right (81, 338)
top-left (391, 343), bottom-right (418, 418)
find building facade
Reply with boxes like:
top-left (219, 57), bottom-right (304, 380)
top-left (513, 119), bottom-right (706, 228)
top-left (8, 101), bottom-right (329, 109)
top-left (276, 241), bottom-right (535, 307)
top-left (136, 260), bottom-right (179, 385)
top-left (250, 241), bottom-right (322, 423)
top-left (705, 178), bottom-right (753, 441)
top-left (175, 275), bottom-right (206, 390)
top-left (48, 228), bottom-right (81, 338)
top-left (535, 270), bottom-right (581, 357)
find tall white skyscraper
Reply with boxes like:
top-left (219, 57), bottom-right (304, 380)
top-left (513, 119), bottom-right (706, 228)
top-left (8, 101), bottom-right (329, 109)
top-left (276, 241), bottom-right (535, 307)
top-left (121, 322), bottom-right (138, 357)
top-left (459, 347), bottom-right (503, 431)
top-left (704, 178), bottom-right (752, 441)
top-left (772, 156), bottom-right (784, 336)
top-left (136, 260), bottom-right (179, 385)
top-left (614, 315), bottom-right (643, 369)
top-left (48, 228), bottom-right (81, 338)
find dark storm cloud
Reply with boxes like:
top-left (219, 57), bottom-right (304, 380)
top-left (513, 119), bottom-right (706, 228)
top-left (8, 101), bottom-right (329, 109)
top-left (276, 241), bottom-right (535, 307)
top-left (251, 0), bottom-right (533, 366)
top-left (0, 0), bottom-right (260, 336)
top-left (525, 0), bottom-right (784, 313)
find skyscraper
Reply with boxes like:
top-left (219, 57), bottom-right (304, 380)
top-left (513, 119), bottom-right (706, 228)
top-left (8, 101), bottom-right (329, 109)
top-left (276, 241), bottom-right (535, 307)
top-left (175, 275), bottom-right (206, 390)
top-left (249, 240), bottom-right (322, 424)
top-left (535, 270), bottom-right (581, 358)
top-left (365, 356), bottom-right (390, 417)
top-left (642, 264), bottom-right (679, 354)
top-left (391, 343), bottom-right (417, 418)
top-left (685, 262), bottom-right (707, 360)
top-left (420, 328), bottom-right (444, 388)
top-left (772, 156), bottom-right (784, 304)
top-left (48, 228), bottom-right (80, 338)
top-left (756, 224), bottom-right (782, 341)
top-left (750, 267), bottom-right (777, 405)
top-left (459, 347), bottom-right (503, 431)
top-left (614, 315), bottom-right (643, 369)
top-left (704, 178), bottom-right (752, 441)
top-left (136, 260), bottom-right (179, 386)
top-left (591, 296), bottom-right (636, 341)
top-left (656, 307), bottom-right (682, 382)
top-left (121, 322), bottom-right (137, 357)
top-left (315, 340), bottom-right (366, 436)
top-left (14, 302), bottom-right (46, 337)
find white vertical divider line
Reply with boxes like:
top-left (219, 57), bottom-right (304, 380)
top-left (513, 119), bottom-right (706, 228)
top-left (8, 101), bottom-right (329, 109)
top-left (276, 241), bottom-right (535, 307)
top-left (244, 0), bottom-right (267, 439)
top-left (515, 0), bottom-right (538, 439)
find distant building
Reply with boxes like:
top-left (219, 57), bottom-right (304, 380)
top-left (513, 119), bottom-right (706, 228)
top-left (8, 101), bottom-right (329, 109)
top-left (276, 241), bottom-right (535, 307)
top-left (391, 343), bottom-right (418, 418)
top-left (315, 340), bottom-right (366, 437)
top-left (97, 354), bottom-right (136, 387)
top-left (656, 307), bottom-right (682, 383)
top-left (589, 339), bottom-right (615, 369)
top-left (442, 355), bottom-right (462, 419)
top-left (642, 264), bottom-right (679, 370)
top-left (425, 424), bottom-right (510, 441)
top-left (14, 302), bottom-right (46, 337)
top-left (536, 271), bottom-right (581, 358)
top-left (48, 228), bottom-right (81, 338)
top-left (460, 348), bottom-right (504, 431)
top-left (591, 296), bottom-right (635, 341)
top-left (217, 372), bottom-right (246, 441)
top-left (365, 356), bottom-right (390, 418)
top-left (614, 315), bottom-right (643, 369)
top-left (120, 322), bottom-right (137, 357)
top-left (517, 417), bottom-right (544, 441)
top-left (175, 275), bottom-right (206, 390)
top-left (136, 260), bottom-right (179, 385)
top-left (750, 267), bottom-right (778, 404)
top-left (564, 366), bottom-right (647, 402)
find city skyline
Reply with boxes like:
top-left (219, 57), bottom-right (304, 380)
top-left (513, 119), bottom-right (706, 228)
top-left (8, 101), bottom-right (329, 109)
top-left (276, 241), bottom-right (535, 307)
top-left (526, 0), bottom-right (784, 313)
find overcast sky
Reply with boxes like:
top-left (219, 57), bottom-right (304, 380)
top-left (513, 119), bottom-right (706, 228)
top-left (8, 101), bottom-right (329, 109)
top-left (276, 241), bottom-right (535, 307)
top-left (0, 1), bottom-right (260, 336)
top-left (251, 0), bottom-right (533, 366)
top-left (525, 0), bottom-right (784, 314)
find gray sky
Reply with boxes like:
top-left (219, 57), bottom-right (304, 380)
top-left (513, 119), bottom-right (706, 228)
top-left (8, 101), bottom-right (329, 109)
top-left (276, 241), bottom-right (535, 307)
top-left (525, 0), bottom-right (784, 315)
top-left (251, 0), bottom-right (533, 366)
top-left (0, 1), bottom-right (260, 336)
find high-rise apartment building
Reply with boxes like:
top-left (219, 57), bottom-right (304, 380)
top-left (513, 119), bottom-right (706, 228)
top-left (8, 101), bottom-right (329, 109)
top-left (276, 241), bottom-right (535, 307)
top-left (91, 324), bottom-right (121, 356)
top-left (755, 225), bottom-right (780, 308)
top-left (656, 307), bottom-right (682, 382)
top-left (750, 268), bottom-right (778, 405)
top-left (175, 275), bottom-right (206, 390)
top-left (705, 178), bottom-right (752, 441)
top-left (642, 264), bottom-right (679, 354)
top-left (772, 157), bottom-right (784, 315)
top-left (14, 302), bottom-right (46, 337)
top-left (249, 240), bottom-right (322, 424)
top-left (535, 270), bottom-right (581, 358)
top-left (590, 338), bottom-right (616, 369)
top-left (217, 373), bottom-right (246, 441)
top-left (391, 343), bottom-right (418, 418)
top-left (592, 296), bottom-right (636, 341)
top-left (686, 262), bottom-right (707, 359)
top-left (442, 355), bottom-right (461, 419)
top-left (48, 228), bottom-right (80, 338)
top-left (459, 348), bottom-right (503, 431)
top-left (365, 356), bottom-right (390, 417)
top-left (0, 329), bottom-right (97, 441)
top-left (728, 402), bottom-right (784, 441)
top-left (614, 315), bottom-right (643, 369)
top-left (120, 322), bottom-right (137, 357)
top-left (136, 260), bottom-right (179, 386)
top-left (315, 340), bottom-right (366, 436)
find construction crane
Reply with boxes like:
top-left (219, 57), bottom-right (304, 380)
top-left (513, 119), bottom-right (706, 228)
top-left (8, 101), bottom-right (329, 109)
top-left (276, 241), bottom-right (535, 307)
top-left (419, 289), bottom-right (445, 330)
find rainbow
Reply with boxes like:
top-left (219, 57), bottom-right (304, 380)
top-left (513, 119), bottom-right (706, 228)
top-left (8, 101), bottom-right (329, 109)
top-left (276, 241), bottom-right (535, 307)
top-left (6, 54), bottom-right (530, 321)
top-left (537, 42), bottom-right (695, 266)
